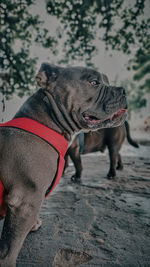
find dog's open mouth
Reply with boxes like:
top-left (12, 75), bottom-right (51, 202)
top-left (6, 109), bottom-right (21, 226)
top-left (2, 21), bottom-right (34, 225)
top-left (83, 109), bottom-right (127, 126)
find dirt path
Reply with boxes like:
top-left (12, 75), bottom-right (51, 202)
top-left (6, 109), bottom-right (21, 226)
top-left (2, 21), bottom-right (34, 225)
top-left (0, 144), bottom-right (150, 266)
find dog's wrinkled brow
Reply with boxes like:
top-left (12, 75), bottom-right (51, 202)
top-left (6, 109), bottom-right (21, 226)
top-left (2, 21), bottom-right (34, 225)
top-left (80, 72), bottom-right (100, 81)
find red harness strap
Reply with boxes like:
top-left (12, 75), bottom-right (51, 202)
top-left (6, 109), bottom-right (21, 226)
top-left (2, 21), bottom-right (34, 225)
top-left (0, 118), bottom-right (68, 218)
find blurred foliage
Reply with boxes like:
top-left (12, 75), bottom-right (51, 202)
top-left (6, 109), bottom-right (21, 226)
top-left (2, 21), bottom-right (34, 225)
top-left (46, 0), bottom-right (150, 111)
top-left (131, 37), bottom-right (150, 93)
top-left (46, 0), bottom-right (149, 63)
top-left (120, 79), bottom-right (147, 113)
top-left (0, 0), bottom-right (57, 100)
top-left (0, 0), bottom-right (149, 113)
top-left (125, 36), bottom-right (150, 111)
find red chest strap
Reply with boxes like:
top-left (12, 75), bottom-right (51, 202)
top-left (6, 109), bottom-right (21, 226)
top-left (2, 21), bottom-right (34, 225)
top-left (0, 118), bottom-right (68, 218)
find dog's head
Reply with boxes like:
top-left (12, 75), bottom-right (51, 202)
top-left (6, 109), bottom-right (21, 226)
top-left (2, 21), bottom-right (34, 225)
top-left (36, 63), bottom-right (127, 130)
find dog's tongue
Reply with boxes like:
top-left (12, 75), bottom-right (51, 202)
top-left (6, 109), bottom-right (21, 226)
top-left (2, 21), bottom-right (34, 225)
top-left (110, 109), bottom-right (126, 120)
top-left (116, 109), bottom-right (126, 115)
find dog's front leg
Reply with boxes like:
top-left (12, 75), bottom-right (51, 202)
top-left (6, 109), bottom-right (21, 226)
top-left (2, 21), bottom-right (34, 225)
top-left (0, 191), bottom-right (43, 267)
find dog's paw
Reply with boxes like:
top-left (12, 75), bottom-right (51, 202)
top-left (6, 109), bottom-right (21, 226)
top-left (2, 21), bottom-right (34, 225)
top-left (31, 218), bottom-right (42, 232)
top-left (107, 172), bottom-right (117, 180)
top-left (116, 165), bottom-right (123, 170)
top-left (71, 175), bottom-right (81, 184)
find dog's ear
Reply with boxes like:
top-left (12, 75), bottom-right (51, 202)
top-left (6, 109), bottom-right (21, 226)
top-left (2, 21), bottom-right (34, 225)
top-left (102, 73), bottom-right (109, 85)
top-left (36, 63), bottom-right (59, 88)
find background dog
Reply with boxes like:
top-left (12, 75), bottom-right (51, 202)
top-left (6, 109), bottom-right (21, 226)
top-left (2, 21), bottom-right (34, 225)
top-left (64, 121), bottom-right (139, 182)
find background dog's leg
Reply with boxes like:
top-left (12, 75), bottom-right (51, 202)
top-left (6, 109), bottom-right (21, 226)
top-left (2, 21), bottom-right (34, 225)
top-left (116, 153), bottom-right (123, 170)
top-left (68, 147), bottom-right (83, 183)
top-left (107, 145), bottom-right (118, 179)
top-left (0, 191), bottom-right (43, 267)
top-left (63, 153), bottom-right (69, 174)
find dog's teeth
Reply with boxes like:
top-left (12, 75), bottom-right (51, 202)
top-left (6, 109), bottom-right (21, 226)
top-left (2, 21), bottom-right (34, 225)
top-left (85, 116), bottom-right (90, 120)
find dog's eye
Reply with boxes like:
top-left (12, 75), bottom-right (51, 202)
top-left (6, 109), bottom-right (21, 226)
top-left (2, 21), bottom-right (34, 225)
top-left (90, 80), bottom-right (100, 86)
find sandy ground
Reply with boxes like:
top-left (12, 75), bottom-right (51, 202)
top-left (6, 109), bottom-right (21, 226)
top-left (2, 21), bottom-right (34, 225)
top-left (0, 142), bottom-right (150, 267)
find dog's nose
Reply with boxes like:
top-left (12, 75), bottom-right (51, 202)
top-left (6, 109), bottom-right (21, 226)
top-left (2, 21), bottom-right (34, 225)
top-left (111, 86), bottom-right (126, 97)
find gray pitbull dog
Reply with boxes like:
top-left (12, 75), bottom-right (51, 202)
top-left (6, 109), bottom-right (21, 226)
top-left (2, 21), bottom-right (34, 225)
top-left (0, 63), bottom-right (127, 266)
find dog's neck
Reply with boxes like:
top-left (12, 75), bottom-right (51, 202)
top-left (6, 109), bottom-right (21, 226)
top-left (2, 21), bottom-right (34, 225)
top-left (14, 89), bottom-right (81, 142)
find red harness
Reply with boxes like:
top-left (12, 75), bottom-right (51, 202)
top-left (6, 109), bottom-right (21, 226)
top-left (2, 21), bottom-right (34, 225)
top-left (0, 118), bottom-right (68, 218)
